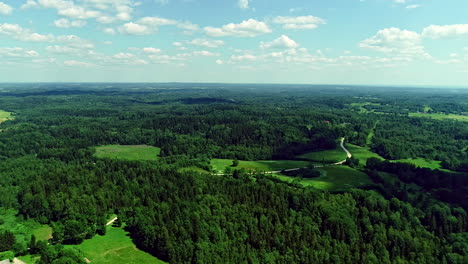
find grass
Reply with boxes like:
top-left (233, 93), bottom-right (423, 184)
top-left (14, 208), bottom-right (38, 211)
top-left (94, 145), bottom-right (161, 161)
top-left (409, 112), bottom-right (468, 122)
top-left (0, 110), bottom-right (13, 123)
top-left (276, 165), bottom-right (372, 191)
top-left (178, 166), bottom-right (210, 174)
top-left (297, 148), bottom-right (347, 163)
top-left (366, 120), bottom-right (379, 146)
top-left (211, 159), bottom-right (311, 173)
top-left (32, 225), bottom-right (53, 241)
top-left (391, 158), bottom-right (446, 170)
top-left (66, 225), bottom-right (166, 264)
top-left (346, 144), bottom-right (384, 165)
top-left (17, 255), bottom-right (38, 264)
top-left (350, 102), bottom-right (380, 113)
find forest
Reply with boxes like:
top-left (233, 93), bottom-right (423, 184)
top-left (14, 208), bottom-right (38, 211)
top-left (0, 83), bottom-right (466, 263)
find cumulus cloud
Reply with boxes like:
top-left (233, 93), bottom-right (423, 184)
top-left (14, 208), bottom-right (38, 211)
top-left (406, 4), bottom-right (421, 9)
top-left (204, 19), bottom-right (272, 37)
top-left (142, 47), bottom-right (161, 54)
top-left (118, 17), bottom-right (197, 35)
top-left (193, 50), bottom-right (219, 57)
top-left (103, 27), bottom-right (116, 35)
top-left (190, 38), bottom-right (224, 48)
top-left (54, 18), bottom-right (87, 28)
top-left (0, 2), bottom-right (13, 15)
top-left (64, 60), bottom-right (95, 67)
top-left (21, 0), bottom-right (39, 9)
top-left (36, 0), bottom-right (137, 24)
top-left (260, 35), bottom-right (299, 49)
top-left (231, 54), bottom-right (258, 61)
top-left (119, 22), bottom-right (153, 35)
top-left (0, 23), bottom-right (54, 42)
top-left (0, 47), bottom-right (39, 57)
top-left (272, 16), bottom-right (325, 30)
top-left (238, 0), bottom-right (249, 9)
top-left (422, 24), bottom-right (468, 39)
top-left (359, 27), bottom-right (429, 59)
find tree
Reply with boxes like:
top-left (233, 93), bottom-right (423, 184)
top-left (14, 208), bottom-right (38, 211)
top-left (232, 159), bottom-right (239, 167)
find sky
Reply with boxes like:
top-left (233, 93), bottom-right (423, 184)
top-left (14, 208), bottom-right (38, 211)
top-left (1, 0), bottom-right (468, 86)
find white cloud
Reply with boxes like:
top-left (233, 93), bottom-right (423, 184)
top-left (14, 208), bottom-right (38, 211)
top-left (64, 60), bottom-right (95, 67)
top-left (216, 59), bottom-right (224, 65)
top-left (238, 0), bottom-right (249, 9)
top-left (231, 54), bottom-right (258, 61)
top-left (118, 17), bottom-right (197, 35)
top-left (406, 4), bottom-right (421, 9)
top-left (37, 0), bottom-right (137, 24)
top-left (103, 27), bottom-right (116, 35)
top-left (359, 27), bottom-right (429, 59)
top-left (118, 22), bottom-right (153, 35)
top-left (0, 47), bottom-right (39, 57)
top-left (0, 23), bottom-right (54, 42)
top-left (422, 24), bottom-right (468, 39)
top-left (0, 2), bottom-right (13, 15)
top-left (54, 18), bottom-right (86, 28)
top-left (142, 47), bottom-right (161, 54)
top-left (138, 16), bottom-right (177, 26)
top-left (57, 35), bottom-right (94, 49)
top-left (272, 16), bottom-right (325, 30)
top-left (155, 0), bottom-right (169, 5)
top-left (190, 38), bottom-right (224, 48)
top-left (193, 50), bottom-right (219, 57)
top-left (260, 35), bottom-right (299, 49)
top-left (205, 19), bottom-right (272, 37)
top-left (21, 0), bottom-right (38, 9)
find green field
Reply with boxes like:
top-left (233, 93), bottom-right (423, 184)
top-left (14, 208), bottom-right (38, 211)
top-left (0, 110), bottom-right (13, 123)
top-left (346, 144), bottom-right (384, 165)
top-left (350, 102), bottom-right (380, 113)
top-left (392, 158), bottom-right (443, 170)
top-left (276, 165), bottom-right (372, 191)
top-left (211, 159), bottom-right (311, 173)
top-left (409, 112), bottom-right (468, 122)
top-left (178, 166), bottom-right (210, 174)
top-left (94, 145), bottom-right (161, 161)
top-left (66, 225), bottom-right (166, 264)
top-left (32, 225), bottom-right (53, 241)
top-left (297, 148), bottom-right (347, 163)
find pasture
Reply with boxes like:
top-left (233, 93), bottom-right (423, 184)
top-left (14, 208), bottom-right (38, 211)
top-left (409, 112), bottom-right (468, 122)
top-left (346, 144), bottom-right (384, 165)
top-left (296, 148), bottom-right (347, 163)
top-left (94, 145), bottom-right (161, 161)
top-left (66, 225), bottom-right (166, 264)
top-left (276, 165), bottom-right (372, 191)
top-left (0, 110), bottom-right (13, 123)
top-left (211, 159), bottom-right (311, 173)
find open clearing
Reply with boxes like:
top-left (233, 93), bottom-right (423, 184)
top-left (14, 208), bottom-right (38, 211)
top-left (275, 165), bottom-right (372, 191)
top-left (391, 158), bottom-right (446, 170)
top-left (297, 148), bottom-right (347, 163)
top-left (65, 225), bottom-right (166, 264)
top-left (409, 112), bottom-right (468, 122)
top-left (0, 110), bottom-right (13, 123)
top-left (211, 159), bottom-right (311, 173)
top-left (346, 144), bottom-right (384, 164)
top-left (94, 145), bottom-right (161, 161)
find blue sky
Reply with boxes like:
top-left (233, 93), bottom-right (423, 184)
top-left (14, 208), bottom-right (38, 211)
top-left (1, 0), bottom-right (468, 85)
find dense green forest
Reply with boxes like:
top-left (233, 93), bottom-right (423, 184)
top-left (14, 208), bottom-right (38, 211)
top-left (0, 84), bottom-right (467, 263)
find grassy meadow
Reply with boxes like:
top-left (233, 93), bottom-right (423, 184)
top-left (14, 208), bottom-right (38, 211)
top-left (65, 225), bottom-right (166, 264)
top-left (296, 148), bottom-right (347, 163)
top-left (276, 165), bottom-right (372, 191)
top-left (211, 159), bottom-right (311, 173)
top-left (0, 110), bottom-right (13, 123)
top-left (94, 145), bottom-right (161, 161)
top-left (409, 112), bottom-right (468, 122)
